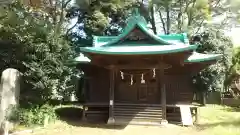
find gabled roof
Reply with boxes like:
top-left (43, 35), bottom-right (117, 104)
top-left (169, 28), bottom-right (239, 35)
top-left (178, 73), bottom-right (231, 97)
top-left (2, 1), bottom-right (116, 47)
top-left (93, 11), bottom-right (173, 47)
top-left (75, 9), bottom-right (222, 65)
top-left (92, 9), bottom-right (190, 47)
top-left (75, 52), bottom-right (222, 64)
top-left (80, 44), bottom-right (198, 55)
top-left (93, 33), bottom-right (189, 47)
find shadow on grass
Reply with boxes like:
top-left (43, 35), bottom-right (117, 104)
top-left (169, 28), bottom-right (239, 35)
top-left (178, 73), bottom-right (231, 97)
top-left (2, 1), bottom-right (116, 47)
top-left (55, 107), bottom-right (127, 130)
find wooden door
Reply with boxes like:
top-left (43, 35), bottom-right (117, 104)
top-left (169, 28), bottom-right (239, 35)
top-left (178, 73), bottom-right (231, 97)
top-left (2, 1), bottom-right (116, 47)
top-left (147, 83), bottom-right (159, 103)
top-left (116, 70), bottom-right (159, 103)
top-left (137, 82), bottom-right (158, 103)
top-left (138, 84), bottom-right (148, 102)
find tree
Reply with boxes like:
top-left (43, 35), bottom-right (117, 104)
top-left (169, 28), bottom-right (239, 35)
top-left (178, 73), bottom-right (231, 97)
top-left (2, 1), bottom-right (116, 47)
top-left (0, 1), bottom-right (79, 105)
top-left (224, 47), bottom-right (240, 93)
top-left (138, 0), bottom-right (240, 35)
top-left (68, 0), bottom-right (136, 36)
top-left (191, 27), bottom-right (233, 104)
top-left (232, 48), bottom-right (240, 73)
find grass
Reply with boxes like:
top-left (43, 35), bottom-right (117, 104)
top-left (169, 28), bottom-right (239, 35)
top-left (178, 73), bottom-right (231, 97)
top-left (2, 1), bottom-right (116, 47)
top-left (196, 105), bottom-right (240, 135)
top-left (19, 105), bottom-right (240, 135)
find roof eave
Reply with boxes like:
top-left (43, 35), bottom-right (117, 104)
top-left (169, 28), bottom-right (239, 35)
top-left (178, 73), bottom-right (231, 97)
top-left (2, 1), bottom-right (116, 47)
top-left (80, 45), bottom-right (198, 55)
top-left (74, 53), bottom-right (91, 63)
top-left (185, 54), bottom-right (222, 63)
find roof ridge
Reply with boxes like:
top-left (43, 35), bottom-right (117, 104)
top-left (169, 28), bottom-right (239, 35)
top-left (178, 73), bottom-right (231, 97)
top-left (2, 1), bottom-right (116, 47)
top-left (101, 22), bottom-right (172, 46)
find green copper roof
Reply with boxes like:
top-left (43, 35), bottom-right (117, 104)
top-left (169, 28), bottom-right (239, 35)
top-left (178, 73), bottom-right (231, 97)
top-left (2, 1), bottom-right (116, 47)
top-left (76, 10), bottom-right (221, 65)
top-left (185, 52), bottom-right (222, 63)
top-left (92, 13), bottom-right (175, 47)
top-left (75, 51), bottom-right (221, 64)
top-left (103, 23), bottom-right (171, 47)
top-left (80, 44), bottom-right (198, 55)
top-left (92, 9), bottom-right (189, 47)
top-left (93, 33), bottom-right (189, 47)
top-left (93, 36), bottom-right (117, 47)
top-left (159, 33), bottom-right (189, 45)
top-left (74, 53), bottom-right (91, 63)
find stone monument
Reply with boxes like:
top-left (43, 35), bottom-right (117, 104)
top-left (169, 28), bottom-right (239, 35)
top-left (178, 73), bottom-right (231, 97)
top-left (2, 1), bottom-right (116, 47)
top-left (0, 68), bottom-right (21, 135)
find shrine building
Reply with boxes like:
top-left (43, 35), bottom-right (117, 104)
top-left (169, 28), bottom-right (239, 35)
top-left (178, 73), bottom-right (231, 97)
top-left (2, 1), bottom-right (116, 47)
top-left (75, 10), bottom-right (222, 125)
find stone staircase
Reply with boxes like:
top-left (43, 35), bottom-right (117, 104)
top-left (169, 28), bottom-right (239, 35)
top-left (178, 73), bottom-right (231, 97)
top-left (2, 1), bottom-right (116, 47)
top-left (114, 103), bottom-right (163, 125)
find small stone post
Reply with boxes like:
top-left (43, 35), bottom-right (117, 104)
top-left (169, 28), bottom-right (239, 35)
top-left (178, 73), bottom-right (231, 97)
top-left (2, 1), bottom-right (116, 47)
top-left (0, 68), bottom-right (21, 135)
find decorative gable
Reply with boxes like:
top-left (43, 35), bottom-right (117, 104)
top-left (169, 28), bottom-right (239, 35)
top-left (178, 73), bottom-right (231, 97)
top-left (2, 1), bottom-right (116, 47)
top-left (126, 29), bottom-right (148, 41)
top-left (92, 11), bottom-right (188, 46)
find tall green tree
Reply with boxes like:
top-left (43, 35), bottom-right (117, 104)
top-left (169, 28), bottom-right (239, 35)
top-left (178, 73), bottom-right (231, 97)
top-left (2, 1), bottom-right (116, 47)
top-left (140, 0), bottom-right (240, 35)
top-left (70, 0), bottom-right (135, 36)
top-left (192, 27), bottom-right (233, 91)
top-left (224, 47), bottom-right (240, 92)
top-left (0, 1), bottom-right (79, 105)
top-left (190, 27), bottom-right (233, 104)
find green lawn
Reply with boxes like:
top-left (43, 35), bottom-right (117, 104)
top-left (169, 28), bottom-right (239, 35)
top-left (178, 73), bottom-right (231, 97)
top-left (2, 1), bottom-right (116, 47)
top-left (20, 105), bottom-right (240, 135)
top-left (196, 105), bottom-right (240, 135)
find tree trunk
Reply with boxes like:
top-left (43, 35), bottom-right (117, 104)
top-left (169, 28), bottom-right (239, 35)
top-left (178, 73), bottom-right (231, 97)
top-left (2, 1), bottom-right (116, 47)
top-left (158, 11), bottom-right (167, 34)
top-left (150, 4), bottom-right (157, 34)
top-left (166, 2), bottom-right (171, 34)
top-left (55, 0), bottom-right (72, 36)
top-left (187, 0), bottom-right (196, 27)
top-left (177, 0), bottom-right (183, 32)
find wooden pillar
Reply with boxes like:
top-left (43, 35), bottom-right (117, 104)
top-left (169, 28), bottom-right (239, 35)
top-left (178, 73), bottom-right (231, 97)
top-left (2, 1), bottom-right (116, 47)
top-left (107, 65), bottom-right (115, 124)
top-left (195, 107), bottom-right (199, 124)
top-left (81, 105), bottom-right (86, 121)
top-left (161, 84), bottom-right (168, 124)
top-left (80, 77), bottom-right (87, 121)
top-left (159, 66), bottom-right (168, 125)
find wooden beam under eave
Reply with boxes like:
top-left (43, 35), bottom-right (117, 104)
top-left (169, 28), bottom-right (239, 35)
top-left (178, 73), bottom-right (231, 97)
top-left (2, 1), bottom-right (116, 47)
top-left (105, 63), bottom-right (172, 70)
